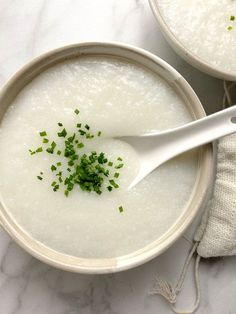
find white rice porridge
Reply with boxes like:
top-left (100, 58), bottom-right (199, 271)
top-left (0, 57), bottom-right (198, 258)
top-left (158, 0), bottom-right (236, 74)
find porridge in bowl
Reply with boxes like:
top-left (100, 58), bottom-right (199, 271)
top-left (0, 56), bottom-right (198, 259)
top-left (154, 0), bottom-right (236, 78)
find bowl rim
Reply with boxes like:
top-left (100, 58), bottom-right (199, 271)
top-left (0, 41), bottom-right (214, 274)
top-left (149, 0), bottom-right (236, 81)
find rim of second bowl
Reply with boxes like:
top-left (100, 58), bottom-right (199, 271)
top-left (0, 41), bottom-right (214, 273)
top-left (149, 0), bottom-right (236, 82)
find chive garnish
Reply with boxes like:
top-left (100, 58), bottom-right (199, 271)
top-left (30, 108), bottom-right (125, 201)
top-left (115, 163), bottom-right (124, 169)
top-left (46, 148), bottom-right (53, 154)
top-left (227, 25), bottom-right (233, 31)
top-left (29, 149), bottom-right (35, 155)
top-left (58, 128), bottom-right (67, 137)
top-left (51, 165), bottom-right (57, 172)
top-left (79, 130), bottom-right (86, 136)
top-left (119, 206), bottom-right (124, 213)
top-left (86, 133), bottom-right (94, 139)
top-left (230, 15), bottom-right (235, 21)
top-left (77, 142), bottom-right (84, 149)
top-left (36, 147), bottom-right (43, 153)
top-left (53, 184), bottom-right (59, 192)
top-left (109, 180), bottom-right (119, 189)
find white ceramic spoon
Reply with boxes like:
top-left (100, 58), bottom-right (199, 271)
top-left (119, 105), bottom-right (236, 189)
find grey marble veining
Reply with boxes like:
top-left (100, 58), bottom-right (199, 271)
top-left (0, 1), bottom-right (235, 313)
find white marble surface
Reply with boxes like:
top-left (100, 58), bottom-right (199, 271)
top-left (0, 1), bottom-right (235, 313)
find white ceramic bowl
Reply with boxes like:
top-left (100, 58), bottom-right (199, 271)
top-left (149, 0), bottom-right (236, 81)
top-left (0, 42), bottom-right (213, 274)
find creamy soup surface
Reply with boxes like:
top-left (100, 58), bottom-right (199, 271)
top-left (158, 0), bottom-right (236, 74)
top-left (0, 57), bottom-right (198, 258)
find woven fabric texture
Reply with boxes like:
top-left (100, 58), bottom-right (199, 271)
top-left (195, 134), bottom-right (236, 257)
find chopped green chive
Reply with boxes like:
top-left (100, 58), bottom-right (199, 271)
top-left (68, 160), bottom-right (74, 166)
top-left (29, 149), bottom-right (35, 155)
top-left (97, 131), bottom-right (102, 137)
top-left (39, 131), bottom-right (47, 137)
top-left (58, 128), bottom-right (67, 137)
top-left (74, 109), bottom-right (80, 115)
top-left (230, 15), bottom-right (235, 21)
top-left (107, 186), bottom-right (113, 192)
top-left (109, 180), bottom-right (119, 189)
top-left (43, 138), bottom-right (49, 143)
top-left (57, 150), bottom-right (61, 155)
top-left (51, 181), bottom-right (56, 186)
top-left (77, 123), bottom-right (81, 128)
top-left (56, 162), bottom-right (62, 167)
top-left (37, 176), bottom-right (43, 181)
top-left (118, 206), bottom-right (124, 213)
top-left (85, 124), bottom-right (90, 130)
top-left (40, 172), bottom-right (43, 175)
top-left (227, 25), bottom-right (233, 31)
top-left (79, 130), bottom-right (86, 136)
top-left (115, 163), bottom-right (124, 169)
top-left (53, 184), bottom-right (59, 192)
top-left (51, 165), bottom-right (57, 172)
top-left (46, 148), bottom-right (53, 154)
top-left (77, 142), bottom-right (84, 149)
top-left (117, 157), bottom-right (123, 161)
top-left (108, 161), bottom-right (113, 167)
top-left (58, 122), bottom-right (63, 127)
top-left (114, 172), bottom-right (119, 178)
top-left (86, 133), bottom-right (94, 139)
top-left (36, 147), bottom-right (43, 153)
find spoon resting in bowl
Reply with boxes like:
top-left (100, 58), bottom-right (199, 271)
top-left (119, 105), bottom-right (236, 189)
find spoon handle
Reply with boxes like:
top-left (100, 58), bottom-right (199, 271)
top-left (125, 105), bottom-right (236, 187)
top-left (152, 104), bottom-right (236, 157)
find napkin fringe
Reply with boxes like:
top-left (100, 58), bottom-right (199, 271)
top-left (150, 242), bottom-right (201, 314)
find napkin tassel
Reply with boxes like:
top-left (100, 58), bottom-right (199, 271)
top-left (150, 242), bottom-right (201, 314)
